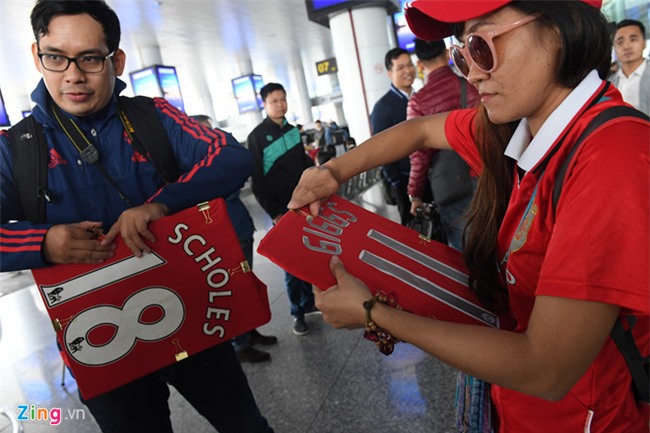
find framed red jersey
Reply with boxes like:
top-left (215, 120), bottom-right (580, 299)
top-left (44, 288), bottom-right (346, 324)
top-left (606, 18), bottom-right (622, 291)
top-left (258, 196), bottom-right (504, 329)
top-left (32, 198), bottom-right (271, 399)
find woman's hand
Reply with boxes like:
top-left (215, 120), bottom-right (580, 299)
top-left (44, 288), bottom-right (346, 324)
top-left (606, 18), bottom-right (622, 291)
top-left (313, 256), bottom-right (373, 329)
top-left (289, 115), bottom-right (452, 218)
top-left (288, 165), bottom-right (340, 217)
top-left (101, 202), bottom-right (168, 257)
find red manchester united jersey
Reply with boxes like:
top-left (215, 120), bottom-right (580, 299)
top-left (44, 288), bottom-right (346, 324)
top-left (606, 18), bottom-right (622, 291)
top-left (32, 198), bottom-right (271, 399)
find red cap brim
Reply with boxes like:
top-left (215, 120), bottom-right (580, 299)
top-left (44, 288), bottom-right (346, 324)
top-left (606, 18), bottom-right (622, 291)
top-left (405, 0), bottom-right (603, 41)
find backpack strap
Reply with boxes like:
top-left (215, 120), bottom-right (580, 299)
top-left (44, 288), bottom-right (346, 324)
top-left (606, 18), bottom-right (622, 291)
top-left (118, 96), bottom-right (179, 184)
top-left (8, 115), bottom-right (51, 223)
top-left (552, 105), bottom-right (648, 210)
top-left (551, 104), bottom-right (649, 403)
top-left (611, 317), bottom-right (650, 403)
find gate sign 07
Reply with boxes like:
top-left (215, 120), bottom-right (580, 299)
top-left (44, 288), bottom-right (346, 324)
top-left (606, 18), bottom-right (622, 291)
top-left (32, 198), bottom-right (271, 399)
top-left (258, 196), bottom-right (507, 330)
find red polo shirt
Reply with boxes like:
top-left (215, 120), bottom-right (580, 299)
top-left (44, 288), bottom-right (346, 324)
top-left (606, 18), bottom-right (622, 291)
top-left (445, 74), bottom-right (649, 433)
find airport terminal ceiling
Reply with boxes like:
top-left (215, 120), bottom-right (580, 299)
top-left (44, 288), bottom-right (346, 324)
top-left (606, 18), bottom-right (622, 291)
top-left (0, 0), bottom-right (648, 128)
top-left (0, 0), bottom-right (336, 126)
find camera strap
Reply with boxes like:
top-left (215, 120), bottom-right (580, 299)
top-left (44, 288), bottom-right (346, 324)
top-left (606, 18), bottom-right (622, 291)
top-left (51, 103), bottom-right (134, 206)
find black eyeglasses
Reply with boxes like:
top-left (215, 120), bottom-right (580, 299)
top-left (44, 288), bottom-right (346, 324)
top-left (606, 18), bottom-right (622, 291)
top-left (37, 51), bottom-right (115, 73)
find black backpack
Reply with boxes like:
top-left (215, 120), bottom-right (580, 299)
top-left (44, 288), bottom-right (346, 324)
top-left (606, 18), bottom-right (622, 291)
top-left (8, 96), bottom-right (179, 223)
top-left (552, 104), bottom-right (649, 403)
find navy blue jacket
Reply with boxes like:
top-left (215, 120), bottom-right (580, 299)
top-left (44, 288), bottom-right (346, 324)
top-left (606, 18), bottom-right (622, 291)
top-left (0, 78), bottom-right (254, 271)
top-left (369, 84), bottom-right (411, 183)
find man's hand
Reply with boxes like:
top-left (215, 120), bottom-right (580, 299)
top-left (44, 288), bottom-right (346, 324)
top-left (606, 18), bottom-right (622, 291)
top-left (287, 165), bottom-right (340, 217)
top-left (101, 203), bottom-right (168, 257)
top-left (43, 221), bottom-right (116, 265)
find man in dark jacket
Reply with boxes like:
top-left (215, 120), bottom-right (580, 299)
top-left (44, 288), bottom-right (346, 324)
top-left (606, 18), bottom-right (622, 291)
top-left (247, 83), bottom-right (320, 336)
top-left (0, 2), bottom-right (273, 432)
top-left (370, 48), bottom-right (416, 226)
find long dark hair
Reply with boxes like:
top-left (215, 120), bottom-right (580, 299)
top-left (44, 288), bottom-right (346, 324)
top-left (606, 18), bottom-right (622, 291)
top-left (460, 1), bottom-right (612, 309)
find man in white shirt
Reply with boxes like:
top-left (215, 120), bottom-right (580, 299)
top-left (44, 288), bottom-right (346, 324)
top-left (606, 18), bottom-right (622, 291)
top-left (611, 19), bottom-right (650, 116)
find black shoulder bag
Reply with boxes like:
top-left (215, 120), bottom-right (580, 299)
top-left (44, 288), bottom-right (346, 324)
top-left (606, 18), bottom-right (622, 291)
top-left (427, 76), bottom-right (474, 206)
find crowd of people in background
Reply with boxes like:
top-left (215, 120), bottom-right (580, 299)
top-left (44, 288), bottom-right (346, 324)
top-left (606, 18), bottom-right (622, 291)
top-left (298, 119), bottom-right (353, 166)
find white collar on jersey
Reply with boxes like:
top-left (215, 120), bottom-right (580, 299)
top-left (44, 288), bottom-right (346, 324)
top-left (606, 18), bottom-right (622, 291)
top-left (504, 70), bottom-right (602, 172)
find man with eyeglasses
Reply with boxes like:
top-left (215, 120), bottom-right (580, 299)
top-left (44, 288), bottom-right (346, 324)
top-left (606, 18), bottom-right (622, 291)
top-left (37, 50), bottom-right (116, 73)
top-left (370, 47), bottom-right (416, 226)
top-left (0, 1), bottom-right (273, 432)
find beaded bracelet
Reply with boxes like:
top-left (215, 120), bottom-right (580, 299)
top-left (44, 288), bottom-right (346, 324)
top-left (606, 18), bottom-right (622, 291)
top-left (362, 292), bottom-right (401, 356)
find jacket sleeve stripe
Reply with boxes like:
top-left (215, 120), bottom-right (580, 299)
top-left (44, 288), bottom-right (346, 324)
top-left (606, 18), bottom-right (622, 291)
top-left (1, 236), bottom-right (45, 244)
top-left (145, 99), bottom-right (231, 203)
top-left (176, 145), bottom-right (224, 183)
top-left (0, 227), bottom-right (48, 236)
top-left (0, 245), bottom-right (42, 252)
top-left (154, 98), bottom-right (228, 147)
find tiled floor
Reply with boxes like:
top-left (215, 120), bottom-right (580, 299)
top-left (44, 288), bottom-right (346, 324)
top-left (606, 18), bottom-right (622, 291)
top-left (0, 183), bottom-right (457, 433)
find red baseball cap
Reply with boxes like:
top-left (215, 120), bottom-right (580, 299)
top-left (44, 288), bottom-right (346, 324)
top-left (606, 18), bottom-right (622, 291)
top-left (404, 0), bottom-right (603, 41)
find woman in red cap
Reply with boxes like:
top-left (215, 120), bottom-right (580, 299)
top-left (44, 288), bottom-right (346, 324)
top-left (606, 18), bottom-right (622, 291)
top-left (288, 1), bottom-right (648, 432)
